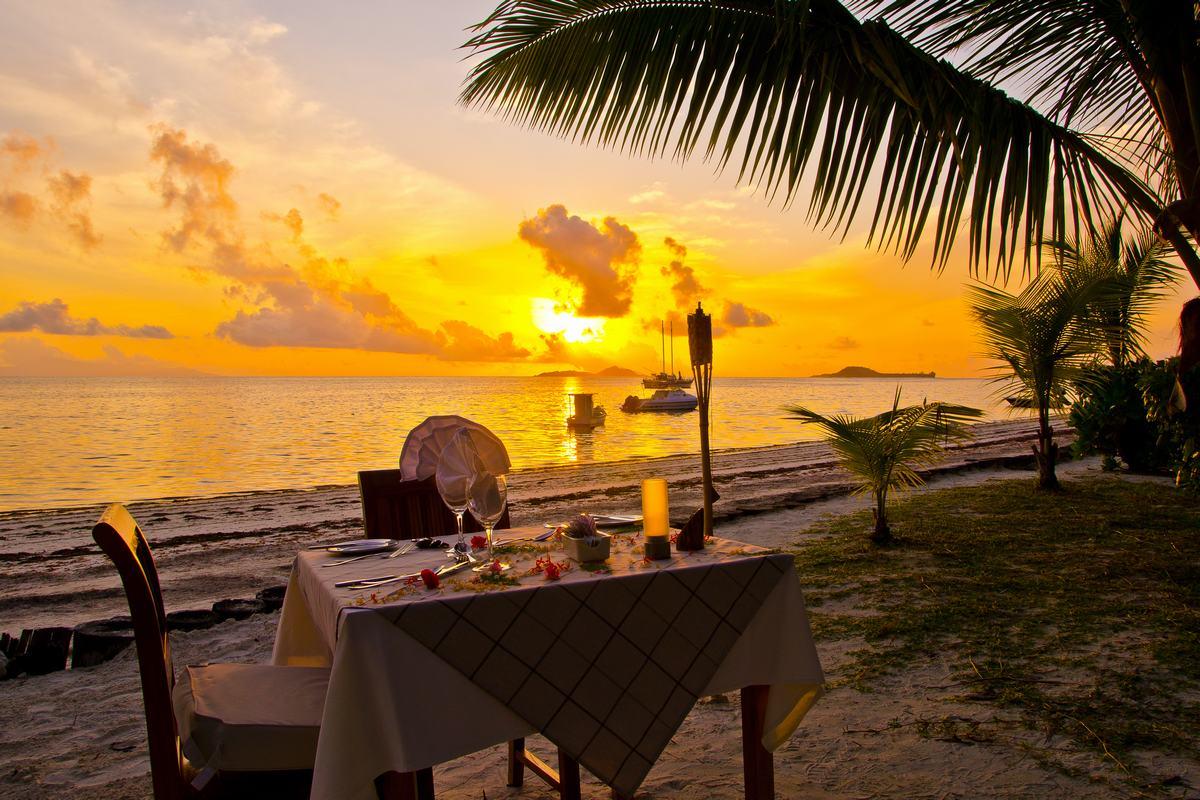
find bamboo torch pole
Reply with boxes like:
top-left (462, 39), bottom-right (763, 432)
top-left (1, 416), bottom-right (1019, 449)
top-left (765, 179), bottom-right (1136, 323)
top-left (688, 302), bottom-right (713, 548)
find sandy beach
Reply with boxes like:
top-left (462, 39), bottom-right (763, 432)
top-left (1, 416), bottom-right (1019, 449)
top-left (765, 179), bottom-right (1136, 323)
top-left (5, 450), bottom-right (1172, 800)
top-left (0, 417), bottom-right (1065, 633)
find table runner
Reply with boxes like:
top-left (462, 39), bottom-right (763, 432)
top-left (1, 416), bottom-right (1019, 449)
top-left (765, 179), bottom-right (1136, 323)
top-left (274, 530), bottom-right (824, 799)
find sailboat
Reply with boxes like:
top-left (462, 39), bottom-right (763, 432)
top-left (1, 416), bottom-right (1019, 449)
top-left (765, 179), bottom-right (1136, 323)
top-left (642, 320), bottom-right (694, 389)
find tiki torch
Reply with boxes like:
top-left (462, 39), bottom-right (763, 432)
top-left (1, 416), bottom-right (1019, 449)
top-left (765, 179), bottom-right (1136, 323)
top-left (684, 302), bottom-right (713, 549)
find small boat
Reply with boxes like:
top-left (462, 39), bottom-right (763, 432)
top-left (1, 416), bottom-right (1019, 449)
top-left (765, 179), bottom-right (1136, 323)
top-left (643, 320), bottom-right (693, 389)
top-left (567, 393), bottom-right (607, 429)
top-left (621, 389), bottom-right (699, 413)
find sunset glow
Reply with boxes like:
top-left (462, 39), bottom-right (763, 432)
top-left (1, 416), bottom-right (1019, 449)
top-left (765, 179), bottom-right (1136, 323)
top-left (0, 2), bottom-right (1185, 378)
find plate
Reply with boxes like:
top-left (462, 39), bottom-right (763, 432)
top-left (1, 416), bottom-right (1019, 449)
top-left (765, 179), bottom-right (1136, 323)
top-left (325, 539), bottom-right (399, 555)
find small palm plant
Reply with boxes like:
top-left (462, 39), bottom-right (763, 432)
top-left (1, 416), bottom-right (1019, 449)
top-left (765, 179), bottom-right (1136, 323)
top-left (785, 391), bottom-right (982, 544)
top-left (1050, 218), bottom-right (1177, 368)
top-left (968, 268), bottom-right (1108, 490)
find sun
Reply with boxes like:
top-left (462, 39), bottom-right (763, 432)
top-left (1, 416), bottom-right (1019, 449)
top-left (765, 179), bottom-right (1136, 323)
top-left (531, 298), bottom-right (605, 343)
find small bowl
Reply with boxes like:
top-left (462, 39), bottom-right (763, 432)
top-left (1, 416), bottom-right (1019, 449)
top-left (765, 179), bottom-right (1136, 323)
top-left (563, 531), bottom-right (611, 563)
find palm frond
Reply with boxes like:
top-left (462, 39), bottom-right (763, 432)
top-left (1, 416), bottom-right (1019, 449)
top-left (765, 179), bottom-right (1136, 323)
top-left (462, 0), bottom-right (1163, 277)
top-left (784, 394), bottom-right (982, 495)
top-left (1047, 214), bottom-right (1178, 364)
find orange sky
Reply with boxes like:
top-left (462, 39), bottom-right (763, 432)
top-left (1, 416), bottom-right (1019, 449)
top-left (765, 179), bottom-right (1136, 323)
top-left (0, 1), bottom-right (1191, 378)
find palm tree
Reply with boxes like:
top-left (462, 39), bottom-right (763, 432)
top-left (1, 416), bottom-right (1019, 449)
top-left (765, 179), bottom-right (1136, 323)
top-left (969, 268), bottom-right (1108, 489)
top-left (461, 1), bottom-right (1200, 350)
top-left (1050, 217), bottom-right (1177, 367)
top-left (784, 392), bottom-right (982, 543)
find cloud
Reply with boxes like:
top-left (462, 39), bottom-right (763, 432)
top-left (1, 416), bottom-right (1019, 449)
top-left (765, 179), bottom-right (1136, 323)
top-left (0, 191), bottom-right (37, 224)
top-left (0, 338), bottom-right (199, 377)
top-left (828, 336), bottom-right (860, 350)
top-left (46, 170), bottom-right (101, 250)
top-left (0, 133), bottom-right (47, 170)
top-left (722, 301), bottom-right (774, 329)
top-left (0, 298), bottom-right (172, 338)
top-left (149, 124), bottom-right (238, 252)
top-left (214, 288), bottom-right (439, 353)
top-left (0, 134), bottom-right (98, 247)
top-left (629, 182), bottom-right (668, 205)
top-left (648, 235), bottom-right (774, 337)
top-left (661, 236), bottom-right (705, 310)
top-left (518, 204), bottom-right (641, 317)
top-left (148, 128), bottom-right (528, 362)
top-left (437, 320), bottom-right (531, 362)
top-left (317, 192), bottom-right (340, 219)
top-left (263, 207), bottom-right (303, 239)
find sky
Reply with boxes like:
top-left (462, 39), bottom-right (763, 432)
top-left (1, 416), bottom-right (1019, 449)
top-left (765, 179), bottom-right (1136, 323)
top-left (0, 0), bottom-right (1190, 378)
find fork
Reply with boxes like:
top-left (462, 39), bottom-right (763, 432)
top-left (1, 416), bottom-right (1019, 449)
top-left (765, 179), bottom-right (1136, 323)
top-left (322, 541), bottom-right (412, 568)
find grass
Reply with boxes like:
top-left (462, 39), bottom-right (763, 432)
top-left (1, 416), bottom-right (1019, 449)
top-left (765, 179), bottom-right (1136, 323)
top-left (792, 474), bottom-right (1200, 794)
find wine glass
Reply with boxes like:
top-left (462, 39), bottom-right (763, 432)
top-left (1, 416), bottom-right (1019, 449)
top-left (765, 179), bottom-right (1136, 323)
top-left (436, 430), bottom-right (481, 552)
top-left (467, 472), bottom-right (507, 560)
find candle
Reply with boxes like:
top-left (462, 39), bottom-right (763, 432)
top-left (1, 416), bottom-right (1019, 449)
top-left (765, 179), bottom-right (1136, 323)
top-left (641, 478), bottom-right (671, 559)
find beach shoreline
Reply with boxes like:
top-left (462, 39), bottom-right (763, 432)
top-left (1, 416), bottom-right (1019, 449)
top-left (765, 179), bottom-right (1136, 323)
top-left (0, 417), bottom-right (1068, 633)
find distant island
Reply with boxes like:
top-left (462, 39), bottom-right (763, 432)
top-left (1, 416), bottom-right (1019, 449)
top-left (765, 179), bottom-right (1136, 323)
top-left (813, 366), bottom-right (936, 379)
top-left (534, 365), bottom-right (640, 378)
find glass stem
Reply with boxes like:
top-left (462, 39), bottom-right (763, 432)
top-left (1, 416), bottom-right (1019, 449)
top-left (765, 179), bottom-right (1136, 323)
top-left (455, 511), bottom-right (465, 545)
top-left (485, 524), bottom-right (494, 560)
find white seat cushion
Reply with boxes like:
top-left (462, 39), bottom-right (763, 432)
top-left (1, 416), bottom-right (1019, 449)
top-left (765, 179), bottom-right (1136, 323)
top-left (173, 663), bottom-right (329, 773)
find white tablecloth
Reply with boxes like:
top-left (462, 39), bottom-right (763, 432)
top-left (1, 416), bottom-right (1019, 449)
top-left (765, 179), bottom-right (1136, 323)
top-left (273, 531), bottom-right (824, 800)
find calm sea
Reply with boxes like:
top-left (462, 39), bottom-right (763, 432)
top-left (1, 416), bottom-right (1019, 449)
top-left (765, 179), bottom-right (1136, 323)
top-left (0, 376), bottom-right (1014, 512)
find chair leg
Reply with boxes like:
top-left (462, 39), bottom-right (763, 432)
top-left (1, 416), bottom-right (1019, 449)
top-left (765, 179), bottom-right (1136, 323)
top-left (741, 685), bottom-right (774, 800)
top-left (507, 738), bottom-right (525, 787)
top-left (375, 768), bottom-right (435, 800)
top-left (557, 751), bottom-right (582, 800)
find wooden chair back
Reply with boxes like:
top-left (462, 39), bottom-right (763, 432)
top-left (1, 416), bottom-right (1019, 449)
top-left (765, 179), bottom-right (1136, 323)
top-left (357, 471), bottom-right (510, 540)
top-left (92, 504), bottom-right (187, 800)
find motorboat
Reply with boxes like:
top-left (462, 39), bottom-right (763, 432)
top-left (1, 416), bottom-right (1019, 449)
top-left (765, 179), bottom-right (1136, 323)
top-left (621, 389), bottom-right (699, 413)
top-left (567, 392), bottom-right (607, 429)
top-left (643, 320), bottom-right (693, 389)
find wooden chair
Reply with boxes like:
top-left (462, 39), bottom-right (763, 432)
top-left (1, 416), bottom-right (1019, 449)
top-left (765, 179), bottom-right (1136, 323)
top-left (357, 470), bottom-right (511, 540)
top-left (93, 504), bottom-right (330, 800)
top-left (359, 473), bottom-right (576, 800)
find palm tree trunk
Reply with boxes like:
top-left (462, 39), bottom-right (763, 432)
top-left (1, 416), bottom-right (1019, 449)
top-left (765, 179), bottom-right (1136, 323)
top-left (871, 489), bottom-right (892, 545)
top-left (1034, 405), bottom-right (1059, 490)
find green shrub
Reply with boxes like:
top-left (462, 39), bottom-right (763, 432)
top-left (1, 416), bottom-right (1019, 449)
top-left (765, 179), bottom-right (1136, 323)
top-left (1072, 358), bottom-right (1200, 487)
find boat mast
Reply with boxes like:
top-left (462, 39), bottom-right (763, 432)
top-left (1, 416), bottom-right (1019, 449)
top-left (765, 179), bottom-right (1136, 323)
top-left (669, 320), bottom-right (674, 377)
top-left (660, 320), bottom-right (665, 375)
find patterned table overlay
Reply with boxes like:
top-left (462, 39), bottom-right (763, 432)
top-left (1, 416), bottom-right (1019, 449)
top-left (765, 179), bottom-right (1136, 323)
top-left (379, 537), bottom-right (787, 796)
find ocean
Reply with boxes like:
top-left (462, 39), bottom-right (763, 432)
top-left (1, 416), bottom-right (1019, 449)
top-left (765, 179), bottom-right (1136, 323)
top-left (0, 375), bottom-right (1013, 512)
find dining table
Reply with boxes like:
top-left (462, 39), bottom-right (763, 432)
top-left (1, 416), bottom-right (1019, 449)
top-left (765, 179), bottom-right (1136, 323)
top-left (272, 529), bottom-right (825, 800)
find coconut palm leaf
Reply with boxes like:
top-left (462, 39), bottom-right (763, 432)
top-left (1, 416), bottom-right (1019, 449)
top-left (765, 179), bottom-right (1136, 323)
top-left (967, 267), bottom-right (1107, 405)
top-left (784, 392), bottom-right (982, 496)
top-left (462, 0), bottom-right (1164, 277)
top-left (1047, 216), bottom-right (1178, 365)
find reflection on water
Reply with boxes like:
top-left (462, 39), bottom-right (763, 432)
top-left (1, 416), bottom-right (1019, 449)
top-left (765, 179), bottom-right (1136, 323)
top-left (0, 376), bottom-right (1016, 511)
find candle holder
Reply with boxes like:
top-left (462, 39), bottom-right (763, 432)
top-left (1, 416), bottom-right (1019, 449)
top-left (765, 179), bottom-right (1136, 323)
top-left (641, 478), bottom-right (672, 560)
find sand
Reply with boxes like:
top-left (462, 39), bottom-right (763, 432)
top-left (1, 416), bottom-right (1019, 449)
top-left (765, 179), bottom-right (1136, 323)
top-left (5, 435), bottom-right (1164, 800)
top-left (7, 419), bottom-right (1152, 800)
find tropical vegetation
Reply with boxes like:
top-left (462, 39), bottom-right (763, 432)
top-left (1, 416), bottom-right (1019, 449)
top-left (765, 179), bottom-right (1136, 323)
top-left (967, 266), bottom-right (1109, 489)
top-left (783, 392), bottom-right (981, 543)
top-left (462, 0), bottom-right (1200, 368)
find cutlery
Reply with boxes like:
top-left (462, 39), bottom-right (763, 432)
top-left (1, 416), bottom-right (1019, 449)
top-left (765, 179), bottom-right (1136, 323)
top-left (322, 541), bottom-right (411, 568)
top-left (337, 559), bottom-right (472, 591)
